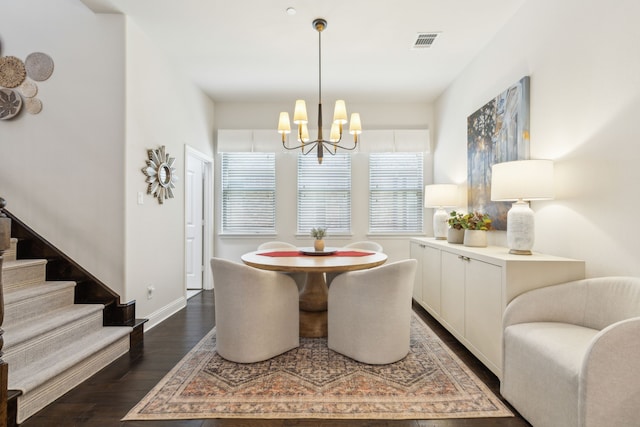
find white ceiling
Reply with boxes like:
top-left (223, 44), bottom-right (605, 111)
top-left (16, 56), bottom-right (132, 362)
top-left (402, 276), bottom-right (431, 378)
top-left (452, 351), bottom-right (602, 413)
top-left (82, 0), bottom-right (526, 104)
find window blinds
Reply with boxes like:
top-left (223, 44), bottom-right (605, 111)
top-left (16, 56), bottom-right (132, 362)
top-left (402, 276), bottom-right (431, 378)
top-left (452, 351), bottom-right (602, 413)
top-left (369, 152), bottom-right (424, 233)
top-left (297, 153), bottom-right (351, 234)
top-left (221, 152), bottom-right (276, 234)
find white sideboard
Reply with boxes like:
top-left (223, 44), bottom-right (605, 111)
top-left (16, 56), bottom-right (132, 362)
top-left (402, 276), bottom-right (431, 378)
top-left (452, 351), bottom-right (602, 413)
top-left (410, 237), bottom-right (585, 379)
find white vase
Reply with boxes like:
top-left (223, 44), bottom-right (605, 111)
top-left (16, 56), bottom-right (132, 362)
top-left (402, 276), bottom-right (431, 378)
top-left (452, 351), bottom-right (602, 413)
top-left (447, 228), bottom-right (465, 244)
top-left (463, 230), bottom-right (487, 247)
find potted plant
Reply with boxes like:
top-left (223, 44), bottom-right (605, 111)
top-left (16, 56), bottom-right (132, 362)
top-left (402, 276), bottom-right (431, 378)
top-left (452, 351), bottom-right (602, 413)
top-left (447, 211), bottom-right (466, 244)
top-left (310, 227), bottom-right (327, 251)
top-left (462, 212), bottom-right (492, 247)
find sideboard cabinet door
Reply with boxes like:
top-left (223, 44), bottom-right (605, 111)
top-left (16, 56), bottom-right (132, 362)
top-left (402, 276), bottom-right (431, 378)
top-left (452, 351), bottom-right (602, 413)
top-left (410, 241), bottom-right (441, 317)
top-left (409, 240), bottom-right (423, 303)
top-left (464, 258), bottom-right (502, 373)
top-left (440, 251), bottom-right (465, 336)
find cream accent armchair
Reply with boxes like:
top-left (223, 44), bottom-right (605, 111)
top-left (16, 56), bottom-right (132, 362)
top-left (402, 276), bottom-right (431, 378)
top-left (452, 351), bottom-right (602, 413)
top-left (328, 259), bottom-right (417, 364)
top-left (501, 276), bottom-right (640, 427)
top-left (210, 258), bottom-right (299, 363)
top-left (326, 241), bottom-right (384, 287)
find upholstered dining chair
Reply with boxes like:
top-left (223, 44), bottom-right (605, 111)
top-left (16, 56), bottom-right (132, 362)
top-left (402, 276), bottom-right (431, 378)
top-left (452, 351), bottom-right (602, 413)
top-left (257, 241), bottom-right (298, 250)
top-left (344, 241), bottom-right (383, 252)
top-left (328, 259), bottom-right (417, 364)
top-left (210, 257), bottom-right (299, 363)
top-left (325, 241), bottom-right (384, 287)
top-left (257, 241), bottom-right (306, 291)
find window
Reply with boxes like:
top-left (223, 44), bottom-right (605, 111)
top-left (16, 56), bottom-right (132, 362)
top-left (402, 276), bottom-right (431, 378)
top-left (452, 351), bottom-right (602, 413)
top-left (297, 153), bottom-right (351, 234)
top-left (221, 152), bottom-right (275, 234)
top-left (369, 152), bottom-right (424, 233)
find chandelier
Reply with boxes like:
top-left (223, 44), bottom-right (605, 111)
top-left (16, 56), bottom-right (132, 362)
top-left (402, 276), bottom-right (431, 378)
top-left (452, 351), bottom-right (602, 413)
top-left (277, 18), bottom-right (362, 164)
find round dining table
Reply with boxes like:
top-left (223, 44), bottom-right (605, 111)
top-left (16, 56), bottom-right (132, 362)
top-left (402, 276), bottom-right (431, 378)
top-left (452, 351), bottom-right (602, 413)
top-left (241, 247), bottom-right (387, 337)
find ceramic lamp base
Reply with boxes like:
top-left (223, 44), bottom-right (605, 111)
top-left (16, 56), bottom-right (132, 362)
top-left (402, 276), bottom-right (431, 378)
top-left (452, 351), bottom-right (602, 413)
top-left (433, 208), bottom-right (448, 240)
top-left (507, 200), bottom-right (535, 255)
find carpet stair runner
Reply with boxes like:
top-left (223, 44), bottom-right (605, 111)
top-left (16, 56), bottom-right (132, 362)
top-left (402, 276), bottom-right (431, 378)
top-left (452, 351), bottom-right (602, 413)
top-left (2, 237), bottom-right (132, 424)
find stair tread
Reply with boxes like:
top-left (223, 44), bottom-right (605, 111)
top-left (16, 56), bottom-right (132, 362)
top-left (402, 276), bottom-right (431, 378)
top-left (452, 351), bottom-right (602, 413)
top-left (1, 258), bottom-right (47, 270)
top-left (4, 304), bottom-right (105, 347)
top-left (9, 326), bottom-right (132, 392)
top-left (4, 280), bottom-right (76, 305)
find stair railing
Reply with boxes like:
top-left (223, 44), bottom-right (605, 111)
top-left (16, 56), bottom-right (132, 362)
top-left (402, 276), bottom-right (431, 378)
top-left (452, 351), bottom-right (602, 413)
top-left (0, 197), bottom-right (10, 427)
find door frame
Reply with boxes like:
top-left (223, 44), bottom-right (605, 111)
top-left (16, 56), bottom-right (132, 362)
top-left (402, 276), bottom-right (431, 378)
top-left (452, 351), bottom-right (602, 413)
top-left (184, 145), bottom-right (214, 291)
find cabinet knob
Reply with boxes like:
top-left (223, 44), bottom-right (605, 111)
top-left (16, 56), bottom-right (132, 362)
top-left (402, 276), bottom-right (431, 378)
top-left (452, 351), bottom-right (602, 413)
top-left (458, 255), bottom-right (471, 262)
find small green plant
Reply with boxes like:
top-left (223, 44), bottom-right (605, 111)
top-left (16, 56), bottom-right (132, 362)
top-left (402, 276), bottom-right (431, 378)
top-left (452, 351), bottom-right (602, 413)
top-left (310, 227), bottom-right (326, 240)
top-left (447, 211), bottom-right (466, 230)
top-left (462, 212), bottom-right (492, 231)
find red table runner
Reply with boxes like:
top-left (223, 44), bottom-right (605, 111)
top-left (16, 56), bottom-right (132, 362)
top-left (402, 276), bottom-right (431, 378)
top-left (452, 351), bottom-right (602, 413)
top-left (259, 250), bottom-right (373, 257)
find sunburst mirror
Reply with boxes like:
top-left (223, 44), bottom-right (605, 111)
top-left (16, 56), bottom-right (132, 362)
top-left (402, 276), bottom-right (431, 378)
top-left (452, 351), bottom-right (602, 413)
top-left (141, 145), bottom-right (178, 204)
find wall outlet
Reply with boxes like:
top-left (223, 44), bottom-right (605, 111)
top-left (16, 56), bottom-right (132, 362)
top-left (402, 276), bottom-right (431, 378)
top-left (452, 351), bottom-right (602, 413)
top-left (147, 285), bottom-right (155, 299)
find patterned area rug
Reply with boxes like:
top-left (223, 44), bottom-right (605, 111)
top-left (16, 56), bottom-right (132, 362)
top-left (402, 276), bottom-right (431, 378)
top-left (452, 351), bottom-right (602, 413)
top-left (123, 314), bottom-right (512, 420)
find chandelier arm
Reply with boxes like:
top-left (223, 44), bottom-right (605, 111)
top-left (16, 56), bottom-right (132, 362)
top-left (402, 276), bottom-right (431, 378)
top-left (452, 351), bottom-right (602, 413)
top-left (327, 140), bottom-right (359, 151)
top-left (283, 140), bottom-right (319, 154)
top-left (301, 142), bottom-right (319, 155)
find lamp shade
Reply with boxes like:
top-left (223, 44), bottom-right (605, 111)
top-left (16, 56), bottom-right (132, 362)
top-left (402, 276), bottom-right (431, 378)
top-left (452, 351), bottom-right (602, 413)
top-left (298, 123), bottom-right (310, 143)
top-left (278, 112), bottom-right (291, 134)
top-left (293, 100), bottom-right (308, 124)
top-left (333, 100), bottom-right (348, 124)
top-left (329, 122), bottom-right (340, 142)
top-left (491, 160), bottom-right (554, 201)
top-left (349, 113), bottom-right (362, 135)
top-left (424, 184), bottom-right (458, 208)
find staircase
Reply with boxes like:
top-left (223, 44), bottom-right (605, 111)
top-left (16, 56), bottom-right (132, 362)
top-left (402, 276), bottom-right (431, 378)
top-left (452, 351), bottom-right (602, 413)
top-left (1, 237), bottom-right (132, 424)
top-left (0, 202), bottom-right (143, 426)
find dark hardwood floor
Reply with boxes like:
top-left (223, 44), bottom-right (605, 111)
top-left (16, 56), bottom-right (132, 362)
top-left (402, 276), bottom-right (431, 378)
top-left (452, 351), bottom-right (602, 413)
top-left (21, 290), bottom-right (530, 427)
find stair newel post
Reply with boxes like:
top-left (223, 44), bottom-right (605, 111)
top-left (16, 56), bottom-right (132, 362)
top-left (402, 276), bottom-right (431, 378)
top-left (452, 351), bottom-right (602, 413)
top-left (0, 197), bottom-right (9, 427)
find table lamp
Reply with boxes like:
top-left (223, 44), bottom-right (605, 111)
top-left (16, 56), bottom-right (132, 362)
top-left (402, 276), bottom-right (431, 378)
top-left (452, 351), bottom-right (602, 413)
top-left (424, 184), bottom-right (458, 240)
top-left (491, 160), bottom-right (554, 254)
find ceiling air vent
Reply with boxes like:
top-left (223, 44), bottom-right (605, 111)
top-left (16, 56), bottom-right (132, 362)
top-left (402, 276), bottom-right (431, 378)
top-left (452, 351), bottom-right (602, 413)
top-left (412, 32), bottom-right (440, 49)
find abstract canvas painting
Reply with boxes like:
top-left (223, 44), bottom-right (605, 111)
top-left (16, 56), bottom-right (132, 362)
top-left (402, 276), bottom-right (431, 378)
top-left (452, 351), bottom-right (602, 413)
top-left (467, 76), bottom-right (530, 230)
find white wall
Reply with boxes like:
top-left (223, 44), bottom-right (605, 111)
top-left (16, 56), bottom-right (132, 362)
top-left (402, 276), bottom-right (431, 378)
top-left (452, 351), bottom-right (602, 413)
top-left (213, 102), bottom-right (433, 263)
top-left (0, 1), bottom-right (126, 294)
top-left (434, 0), bottom-right (640, 277)
top-left (124, 19), bottom-right (215, 326)
top-left (0, 1), bottom-right (216, 327)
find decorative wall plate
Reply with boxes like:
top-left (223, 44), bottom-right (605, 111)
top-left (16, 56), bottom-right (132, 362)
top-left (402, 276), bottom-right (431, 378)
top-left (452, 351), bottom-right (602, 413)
top-left (25, 52), bottom-right (54, 82)
top-left (0, 88), bottom-right (22, 120)
top-left (19, 79), bottom-right (38, 98)
top-left (0, 56), bottom-right (26, 88)
top-left (24, 97), bottom-right (42, 114)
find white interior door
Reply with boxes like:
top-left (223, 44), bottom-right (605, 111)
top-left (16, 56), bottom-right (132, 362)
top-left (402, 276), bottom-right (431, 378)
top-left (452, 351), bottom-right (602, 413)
top-left (186, 153), bottom-right (205, 290)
